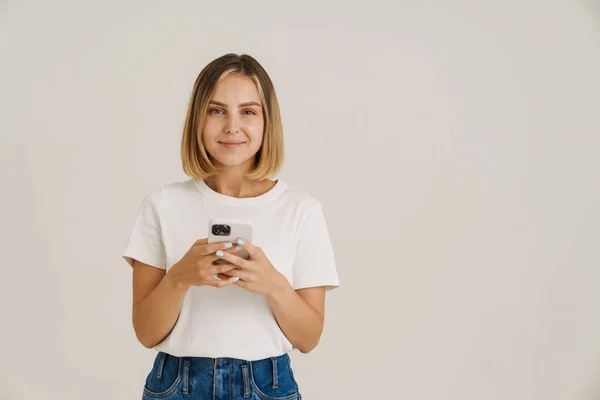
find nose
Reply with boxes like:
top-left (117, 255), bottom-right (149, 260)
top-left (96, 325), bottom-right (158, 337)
top-left (224, 114), bottom-right (240, 134)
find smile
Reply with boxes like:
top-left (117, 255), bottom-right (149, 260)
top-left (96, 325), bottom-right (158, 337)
top-left (218, 141), bottom-right (245, 149)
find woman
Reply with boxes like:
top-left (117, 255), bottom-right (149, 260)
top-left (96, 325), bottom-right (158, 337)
top-left (122, 53), bottom-right (340, 400)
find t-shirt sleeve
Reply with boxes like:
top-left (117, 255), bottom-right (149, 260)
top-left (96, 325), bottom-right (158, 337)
top-left (292, 200), bottom-right (340, 291)
top-left (122, 189), bottom-right (166, 270)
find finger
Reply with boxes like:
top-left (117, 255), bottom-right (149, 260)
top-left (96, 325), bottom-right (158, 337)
top-left (213, 263), bottom-right (238, 275)
top-left (213, 275), bottom-right (239, 288)
top-left (197, 241), bottom-right (236, 256)
top-left (224, 245), bottom-right (240, 254)
top-left (215, 272), bottom-right (231, 280)
top-left (210, 245), bottom-right (240, 260)
top-left (209, 271), bottom-right (238, 282)
top-left (208, 249), bottom-right (240, 267)
top-left (235, 239), bottom-right (260, 259)
top-left (234, 278), bottom-right (250, 290)
top-left (208, 244), bottom-right (243, 268)
top-left (192, 238), bottom-right (208, 247)
top-left (219, 268), bottom-right (252, 281)
top-left (217, 250), bottom-right (250, 269)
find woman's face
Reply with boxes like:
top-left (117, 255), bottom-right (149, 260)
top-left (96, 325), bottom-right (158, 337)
top-left (202, 74), bottom-right (264, 170)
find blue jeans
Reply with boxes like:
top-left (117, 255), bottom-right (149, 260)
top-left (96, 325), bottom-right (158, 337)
top-left (141, 352), bottom-right (302, 400)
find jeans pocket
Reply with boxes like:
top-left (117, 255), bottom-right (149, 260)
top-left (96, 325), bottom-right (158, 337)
top-left (249, 355), bottom-right (300, 400)
top-left (143, 352), bottom-right (183, 399)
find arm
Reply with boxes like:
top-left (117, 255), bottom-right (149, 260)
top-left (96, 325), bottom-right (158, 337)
top-left (266, 201), bottom-right (337, 353)
top-left (131, 260), bottom-right (189, 349)
top-left (267, 283), bottom-right (327, 354)
top-left (131, 239), bottom-right (240, 348)
top-left (217, 240), bottom-right (331, 354)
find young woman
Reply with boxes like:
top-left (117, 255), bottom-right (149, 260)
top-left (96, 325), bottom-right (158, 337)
top-left (122, 53), bottom-right (340, 400)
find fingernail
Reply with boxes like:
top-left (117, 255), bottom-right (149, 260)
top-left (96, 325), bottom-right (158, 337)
top-left (235, 245), bottom-right (242, 250)
top-left (224, 242), bottom-right (233, 248)
top-left (216, 250), bottom-right (224, 257)
top-left (233, 277), bottom-right (240, 282)
top-left (237, 239), bottom-right (244, 245)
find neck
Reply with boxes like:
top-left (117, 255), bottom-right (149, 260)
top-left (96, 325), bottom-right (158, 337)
top-left (204, 161), bottom-right (274, 199)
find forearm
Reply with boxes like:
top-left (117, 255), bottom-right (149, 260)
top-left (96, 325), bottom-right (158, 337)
top-left (132, 271), bottom-right (189, 349)
top-left (267, 280), bottom-right (324, 353)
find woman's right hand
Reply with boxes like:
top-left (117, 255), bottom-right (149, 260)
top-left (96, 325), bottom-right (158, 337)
top-left (168, 238), bottom-right (239, 289)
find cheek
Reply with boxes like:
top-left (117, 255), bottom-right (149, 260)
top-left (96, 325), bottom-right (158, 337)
top-left (203, 118), bottom-right (220, 135)
top-left (201, 120), bottom-right (220, 144)
top-left (245, 120), bottom-right (264, 141)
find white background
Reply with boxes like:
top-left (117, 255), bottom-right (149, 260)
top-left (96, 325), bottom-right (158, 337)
top-left (1, 0), bottom-right (599, 399)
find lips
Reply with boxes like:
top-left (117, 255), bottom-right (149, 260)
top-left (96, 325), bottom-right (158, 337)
top-left (218, 141), bottom-right (245, 148)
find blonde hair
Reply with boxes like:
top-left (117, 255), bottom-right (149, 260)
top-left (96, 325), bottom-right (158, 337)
top-left (181, 53), bottom-right (284, 181)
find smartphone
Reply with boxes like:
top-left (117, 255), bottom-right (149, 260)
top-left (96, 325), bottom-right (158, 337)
top-left (208, 219), bottom-right (253, 264)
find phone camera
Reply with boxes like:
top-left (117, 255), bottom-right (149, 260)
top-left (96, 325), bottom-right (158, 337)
top-left (212, 224), bottom-right (231, 236)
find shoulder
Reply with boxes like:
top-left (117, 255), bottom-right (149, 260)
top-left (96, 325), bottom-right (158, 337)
top-left (280, 182), bottom-right (320, 205)
top-left (279, 182), bottom-right (324, 216)
top-left (159, 178), bottom-right (198, 199)
top-left (138, 179), bottom-right (196, 208)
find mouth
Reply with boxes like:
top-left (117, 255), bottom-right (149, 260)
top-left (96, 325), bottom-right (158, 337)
top-left (218, 141), bottom-right (246, 149)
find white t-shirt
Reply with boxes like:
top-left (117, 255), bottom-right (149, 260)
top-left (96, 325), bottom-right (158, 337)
top-left (122, 178), bottom-right (340, 360)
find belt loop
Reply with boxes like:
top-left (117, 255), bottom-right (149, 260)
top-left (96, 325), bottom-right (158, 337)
top-left (157, 352), bottom-right (167, 380)
top-left (271, 357), bottom-right (279, 389)
top-left (182, 360), bottom-right (190, 395)
top-left (241, 364), bottom-right (251, 398)
top-left (213, 358), bottom-right (218, 398)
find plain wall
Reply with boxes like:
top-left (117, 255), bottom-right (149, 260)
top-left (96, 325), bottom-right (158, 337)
top-left (1, 0), bottom-right (599, 399)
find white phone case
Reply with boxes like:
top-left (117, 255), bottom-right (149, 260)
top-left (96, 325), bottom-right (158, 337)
top-left (208, 219), bottom-right (253, 264)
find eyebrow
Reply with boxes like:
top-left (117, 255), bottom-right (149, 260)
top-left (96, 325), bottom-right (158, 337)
top-left (209, 100), bottom-right (262, 108)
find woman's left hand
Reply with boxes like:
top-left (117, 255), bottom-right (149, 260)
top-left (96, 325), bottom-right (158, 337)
top-left (215, 240), bottom-right (289, 297)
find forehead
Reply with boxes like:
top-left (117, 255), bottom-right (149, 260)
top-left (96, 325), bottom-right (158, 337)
top-left (211, 74), bottom-right (261, 103)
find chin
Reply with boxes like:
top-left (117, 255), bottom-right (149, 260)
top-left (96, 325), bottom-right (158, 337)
top-left (211, 153), bottom-right (255, 168)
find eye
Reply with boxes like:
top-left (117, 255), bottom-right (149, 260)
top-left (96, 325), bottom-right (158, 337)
top-left (243, 109), bottom-right (256, 115)
top-left (209, 108), bottom-right (224, 115)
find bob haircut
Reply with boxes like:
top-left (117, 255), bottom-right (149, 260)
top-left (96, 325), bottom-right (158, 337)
top-left (181, 53), bottom-right (284, 181)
